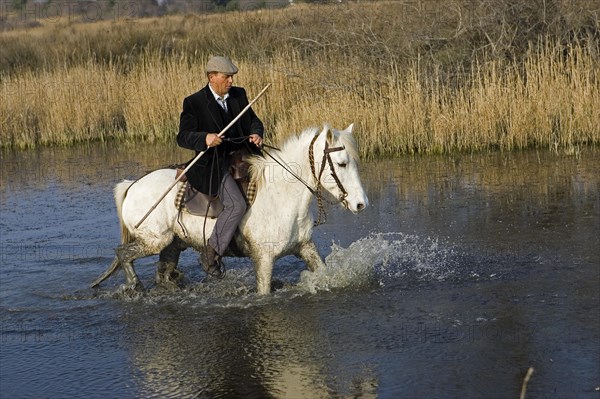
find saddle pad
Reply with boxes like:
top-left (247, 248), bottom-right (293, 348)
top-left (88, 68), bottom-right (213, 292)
top-left (175, 182), bottom-right (224, 218)
top-left (174, 168), bottom-right (258, 218)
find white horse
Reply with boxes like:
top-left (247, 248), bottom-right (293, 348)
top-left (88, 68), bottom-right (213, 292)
top-left (91, 124), bottom-right (368, 295)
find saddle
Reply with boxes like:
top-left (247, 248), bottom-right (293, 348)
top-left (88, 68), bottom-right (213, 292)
top-left (175, 179), bottom-right (224, 218)
top-left (174, 149), bottom-right (257, 218)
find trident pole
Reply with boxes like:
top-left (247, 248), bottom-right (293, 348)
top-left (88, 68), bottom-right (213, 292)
top-left (134, 83), bottom-right (272, 229)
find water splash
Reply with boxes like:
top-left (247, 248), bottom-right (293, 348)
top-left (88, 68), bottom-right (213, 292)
top-left (83, 232), bottom-right (463, 303)
top-left (297, 232), bottom-right (460, 293)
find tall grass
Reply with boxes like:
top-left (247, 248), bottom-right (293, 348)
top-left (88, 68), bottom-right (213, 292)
top-left (1, 2), bottom-right (598, 155)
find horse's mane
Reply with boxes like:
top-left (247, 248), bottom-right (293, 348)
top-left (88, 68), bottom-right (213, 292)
top-left (248, 125), bottom-right (359, 194)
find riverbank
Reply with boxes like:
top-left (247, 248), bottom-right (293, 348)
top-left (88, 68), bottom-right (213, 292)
top-left (1, 1), bottom-right (598, 156)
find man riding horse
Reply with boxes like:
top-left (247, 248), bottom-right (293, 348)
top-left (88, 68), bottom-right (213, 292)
top-left (90, 58), bottom-right (368, 295)
top-left (177, 56), bottom-right (264, 277)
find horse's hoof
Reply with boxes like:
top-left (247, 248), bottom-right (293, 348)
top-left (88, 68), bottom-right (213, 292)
top-left (155, 278), bottom-right (181, 291)
top-left (119, 281), bottom-right (144, 297)
top-left (169, 268), bottom-right (185, 283)
top-left (271, 279), bottom-right (285, 291)
top-left (155, 269), bottom-right (184, 288)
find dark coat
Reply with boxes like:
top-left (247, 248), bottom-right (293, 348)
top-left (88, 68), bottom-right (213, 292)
top-left (177, 85), bottom-right (264, 195)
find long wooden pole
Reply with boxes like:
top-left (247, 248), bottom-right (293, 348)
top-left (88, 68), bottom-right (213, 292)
top-left (134, 83), bottom-right (272, 229)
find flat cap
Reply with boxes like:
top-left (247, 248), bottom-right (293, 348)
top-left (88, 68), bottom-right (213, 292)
top-left (205, 56), bottom-right (238, 75)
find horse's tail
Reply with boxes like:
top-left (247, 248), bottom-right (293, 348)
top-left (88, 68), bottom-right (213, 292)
top-left (90, 180), bottom-right (135, 288)
top-left (114, 180), bottom-right (135, 245)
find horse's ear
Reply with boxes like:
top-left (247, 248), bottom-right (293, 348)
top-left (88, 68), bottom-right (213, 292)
top-left (345, 123), bottom-right (354, 133)
top-left (326, 127), bottom-right (335, 144)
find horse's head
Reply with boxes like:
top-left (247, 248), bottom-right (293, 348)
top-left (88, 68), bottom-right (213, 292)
top-left (310, 124), bottom-right (369, 214)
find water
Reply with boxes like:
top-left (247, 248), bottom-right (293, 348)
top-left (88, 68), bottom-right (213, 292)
top-left (1, 143), bottom-right (598, 398)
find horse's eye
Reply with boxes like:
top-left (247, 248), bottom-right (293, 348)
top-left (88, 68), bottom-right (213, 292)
top-left (337, 162), bottom-right (347, 168)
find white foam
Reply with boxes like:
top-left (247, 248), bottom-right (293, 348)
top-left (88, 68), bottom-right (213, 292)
top-left (297, 232), bottom-right (459, 293)
top-left (295, 234), bottom-right (385, 293)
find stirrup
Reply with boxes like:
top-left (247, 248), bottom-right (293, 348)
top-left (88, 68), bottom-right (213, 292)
top-left (206, 256), bottom-right (226, 279)
top-left (201, 247), bottom-right (226, 279)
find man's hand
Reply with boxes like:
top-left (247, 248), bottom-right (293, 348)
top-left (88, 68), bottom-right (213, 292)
top-left (248, 134), bottom-right (263, 148)
top-left (206, 133), bottom-right (222, 148)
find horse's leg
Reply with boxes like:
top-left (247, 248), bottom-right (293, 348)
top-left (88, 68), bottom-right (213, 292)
top-left (156, 238), bottom-right (187, 289)
top-left (253, 255), bottom-right (274, 295)
top-left (116, 241), bottom-right (155, 292)
top-left (297, 240), bottom-right (326, 272)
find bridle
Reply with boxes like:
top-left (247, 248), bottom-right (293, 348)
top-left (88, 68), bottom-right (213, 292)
top-left (307, 132), bottom-right (349, 225)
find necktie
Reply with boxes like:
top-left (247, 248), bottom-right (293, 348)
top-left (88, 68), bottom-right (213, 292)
top-left (218, 97), bottom-right (228, 112)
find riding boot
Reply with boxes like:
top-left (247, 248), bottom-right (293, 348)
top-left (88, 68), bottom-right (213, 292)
top-left (201, 244), bottom-right (225, 278)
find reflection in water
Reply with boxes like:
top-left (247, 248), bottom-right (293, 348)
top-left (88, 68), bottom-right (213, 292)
top-left (0, 141), bottom-right (190, 195)
top-left (122, 298), bottom-right (377, 398)
top-left (0, 142), bottom-right (598, 397)
top-left (357, 149), bottom-right (599, 253)
top-left (2, 142), bottom-right (597, 215)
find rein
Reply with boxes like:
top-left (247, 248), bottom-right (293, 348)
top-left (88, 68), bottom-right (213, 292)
top-left (236, 131), bottom-right (349, 226)
top-left (262, 147), bottom-right (318, 197)
top-left (229, 137), bottom-right (319, 197)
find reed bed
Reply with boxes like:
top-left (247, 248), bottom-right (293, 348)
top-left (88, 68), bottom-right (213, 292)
top-left (1, 1), bottom-right (598, 156)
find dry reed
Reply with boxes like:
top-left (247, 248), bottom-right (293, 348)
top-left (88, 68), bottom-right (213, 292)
top-left (1, 2), bottom-right (598, 155)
